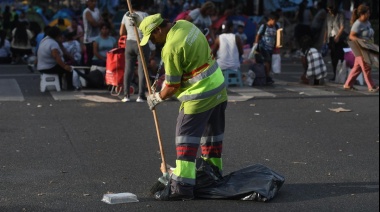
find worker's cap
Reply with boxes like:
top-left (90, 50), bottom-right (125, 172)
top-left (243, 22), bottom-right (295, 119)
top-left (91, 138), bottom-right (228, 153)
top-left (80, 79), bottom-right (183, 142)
top-left (139, 14), bottom-right (164, 46)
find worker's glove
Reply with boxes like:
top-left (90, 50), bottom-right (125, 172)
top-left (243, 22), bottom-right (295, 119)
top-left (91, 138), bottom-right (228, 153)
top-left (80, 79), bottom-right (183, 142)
top-left (248, 43), bottom-right (258, 59)
top-left (126, 11), bottom-right (143, 27)
top-left (147, 92), bottom-right (163, 110)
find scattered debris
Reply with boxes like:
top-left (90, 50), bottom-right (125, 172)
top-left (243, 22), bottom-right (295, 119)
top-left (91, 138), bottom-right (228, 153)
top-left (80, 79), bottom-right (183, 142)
top-left (332, 102), bottom-right (346, 105)
top-left (292, 162), bottom-right (307, 165)
top-left (329, 107), bottom-right (352, 113)
top-left (101, 192), bottom-right (139, 204)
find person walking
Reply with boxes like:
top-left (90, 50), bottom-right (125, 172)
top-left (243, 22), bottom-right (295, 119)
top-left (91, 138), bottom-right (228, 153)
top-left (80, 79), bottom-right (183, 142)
top-left (120, 0), bottom-right (150, 103)
top-left (324, 5), bottom-right (348, 81)
top-left (343, 4), bottom-right (378, 93)
top-left (251, 12), bottom-right (279, 85)
top-left (310, 2), bottom-right (327, 49)
top-left (212, 21), bottom-right (243, 72)
top-left (83, 0), bottom-right (103, 66)
top-left (294, 0), bottom-right (313, 52)
top-left (138, 14), bottom-right (228, 200)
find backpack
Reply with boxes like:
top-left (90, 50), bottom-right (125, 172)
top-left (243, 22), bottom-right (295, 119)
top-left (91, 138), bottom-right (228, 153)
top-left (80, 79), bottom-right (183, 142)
top-left (258, 23), bottom-right (279, 48)
top-left (86, 70), bottom-right (105, 88)
top-left (74, 69), bottom-right (105, 89)
top-left (259, 24), bottom-right (279, 36)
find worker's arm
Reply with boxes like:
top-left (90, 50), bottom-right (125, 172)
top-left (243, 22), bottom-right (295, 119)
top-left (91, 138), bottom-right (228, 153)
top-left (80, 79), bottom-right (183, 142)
top-left (159, 85), bottom-right (179, 100)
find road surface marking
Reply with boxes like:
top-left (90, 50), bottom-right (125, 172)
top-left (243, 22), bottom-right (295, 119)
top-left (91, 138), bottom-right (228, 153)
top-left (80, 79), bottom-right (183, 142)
top-left (0, 79), bottom-right (24, 101)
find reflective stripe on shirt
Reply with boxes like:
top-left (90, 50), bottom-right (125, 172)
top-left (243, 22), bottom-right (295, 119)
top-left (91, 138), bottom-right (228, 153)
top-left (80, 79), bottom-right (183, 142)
top-left (182, 62), bottom-right (219, 87)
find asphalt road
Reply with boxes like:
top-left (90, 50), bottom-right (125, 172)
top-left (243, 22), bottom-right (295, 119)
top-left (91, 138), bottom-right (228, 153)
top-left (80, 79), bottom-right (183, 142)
top-left (0, 62), bottom-right (379, 212)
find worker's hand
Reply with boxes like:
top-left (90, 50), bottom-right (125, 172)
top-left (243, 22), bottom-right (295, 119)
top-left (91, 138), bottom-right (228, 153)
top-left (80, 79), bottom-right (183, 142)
top-left (248, 43), bottom-right (258, 59)
top-left (126, 11), bottom-right (143, 27)
top-left (147, 92), bottom-right (163, 110)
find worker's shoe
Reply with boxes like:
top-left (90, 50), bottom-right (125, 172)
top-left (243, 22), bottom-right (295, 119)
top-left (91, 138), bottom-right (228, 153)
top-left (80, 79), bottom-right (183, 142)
top-left (155, 179), bottom-right (194, 201)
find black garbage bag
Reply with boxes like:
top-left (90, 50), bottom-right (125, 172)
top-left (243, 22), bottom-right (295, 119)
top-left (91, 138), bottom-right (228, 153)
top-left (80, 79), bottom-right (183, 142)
top-left (194, 159), bottom-right (285, 201)
top-left (74, 69), bottom-right (105, 89)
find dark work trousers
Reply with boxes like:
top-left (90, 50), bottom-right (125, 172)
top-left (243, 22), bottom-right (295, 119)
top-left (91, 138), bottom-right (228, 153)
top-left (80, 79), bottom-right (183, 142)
top-left (39, 64), bottom-right (73, 89)
top-left (173, 101), bottom-right (228, 185)
top-left (85, 42), bottom-right (94, 67)
top-left (123, 40), bottom-right (150, 98)
top-left (329, 36), bottom-right (347, 80)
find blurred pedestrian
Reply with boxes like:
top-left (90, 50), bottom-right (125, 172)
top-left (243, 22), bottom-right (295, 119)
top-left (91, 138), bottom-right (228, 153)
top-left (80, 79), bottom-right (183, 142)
top-left (119, 0), bottom-right (150, 103)
top-left (0, 29), bottom-right (12, 64)
top-left (324, 5), bottom-right (348, 81)
top-left (251, 12), bottom-right (279, 85)
top-left (294, 0), bottom-right (313, 51)
top-left (37, 26), bottom-right (74, 90)
top-left (344, 4), bottom-right (378, 93)
top-left (185, 1), bottom-right (216, 44)
top-left (1, 6), bottom-right (12, 36)
top-left (311, 2), bottom-right (327, 49)
top-left (10, 21), bottom-right (33, 64)
top-left (235, 23), bottom-right (247, 45)
top-left (63, 32), bottom-right (82, 90)
top-left (67, 18), bottom-right (84, 43)
top-left (300, 35), bottom-right (327, 85)
top-left (83, 0), bottom-right (103, 66)
top-left (213, 21), bottom-right (244, 72)
top-left (92, 23), bottom-right (116, 67)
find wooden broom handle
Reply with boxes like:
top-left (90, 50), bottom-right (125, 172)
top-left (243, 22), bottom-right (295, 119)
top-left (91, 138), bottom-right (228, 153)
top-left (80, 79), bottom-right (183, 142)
top-left (126, 0), bottom-right (167, 174)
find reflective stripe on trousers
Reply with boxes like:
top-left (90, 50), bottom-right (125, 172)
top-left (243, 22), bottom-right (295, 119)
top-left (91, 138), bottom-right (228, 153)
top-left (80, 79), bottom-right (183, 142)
top-left (172, 101), bottom-right (227, 185)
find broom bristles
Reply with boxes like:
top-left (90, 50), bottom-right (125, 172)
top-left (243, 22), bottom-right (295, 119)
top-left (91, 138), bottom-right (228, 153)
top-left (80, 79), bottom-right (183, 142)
top-left (150, 181), bottom-right (166, 195)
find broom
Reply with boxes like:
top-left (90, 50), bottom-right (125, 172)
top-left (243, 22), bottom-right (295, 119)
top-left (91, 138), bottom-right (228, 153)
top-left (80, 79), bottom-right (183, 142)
top-left (126, 0), bottom-right (169, 195)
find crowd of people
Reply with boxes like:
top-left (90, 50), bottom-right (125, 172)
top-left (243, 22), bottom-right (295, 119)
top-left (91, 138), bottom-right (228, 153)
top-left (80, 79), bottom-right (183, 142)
top-left (0, 0), bottom-right (378, 94)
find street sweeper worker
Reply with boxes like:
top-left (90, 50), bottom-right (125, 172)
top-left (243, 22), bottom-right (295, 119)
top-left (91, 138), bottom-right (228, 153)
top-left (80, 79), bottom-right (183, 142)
top-left (138, 14), bottom-right (228, 200)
